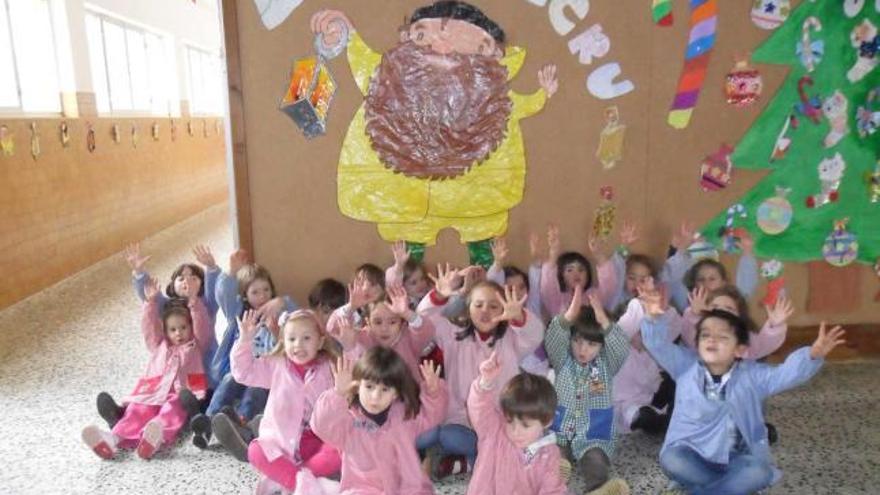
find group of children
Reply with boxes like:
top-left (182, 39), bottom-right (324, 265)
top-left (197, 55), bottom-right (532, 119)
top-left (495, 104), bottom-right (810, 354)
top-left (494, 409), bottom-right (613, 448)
top-left (80, 223), bottom-right (845, 495)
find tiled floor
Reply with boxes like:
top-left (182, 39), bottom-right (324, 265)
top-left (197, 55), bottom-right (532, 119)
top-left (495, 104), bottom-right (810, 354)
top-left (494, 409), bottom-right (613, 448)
top-left (1, 203), bottom-right (877, 494)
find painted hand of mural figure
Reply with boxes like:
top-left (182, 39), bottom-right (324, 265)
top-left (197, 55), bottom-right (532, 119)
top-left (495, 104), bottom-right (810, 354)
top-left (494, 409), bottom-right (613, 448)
top-left (311, 2), bottom-right (555, 261)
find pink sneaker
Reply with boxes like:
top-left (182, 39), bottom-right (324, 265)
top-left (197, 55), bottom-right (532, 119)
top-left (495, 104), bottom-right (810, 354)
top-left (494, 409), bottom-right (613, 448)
top-left (82, 425), bottom-right (117, 460)
top-left (136, 419), bottom-right (163, 460)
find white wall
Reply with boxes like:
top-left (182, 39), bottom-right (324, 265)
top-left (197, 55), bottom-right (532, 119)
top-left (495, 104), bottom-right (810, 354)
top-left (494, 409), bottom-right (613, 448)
top-left (66, 0), bottom-right (222, 112)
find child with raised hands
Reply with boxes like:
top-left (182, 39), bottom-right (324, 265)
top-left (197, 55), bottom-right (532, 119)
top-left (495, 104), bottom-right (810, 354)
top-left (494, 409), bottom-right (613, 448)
top-left (327, 265), bottom-right (387, 337)
top-left (613, 277), bottom-right (683, 436)
top-left (333, 284), bottom-right (435, 381)
top-left (467, 351), bottom-right (570, 495)
top-left (540, 224), bottom-right (618, 318)
top-left (544, 285), bottom-right (630, 494)
top-left (638, 288), bottom-right (845, 495)
top-left (661, 222), bottom-right (759, 313)
top-left (82, 277), bottom-right (213, 460)
top-left (386, 241), bottom-right (432, 308)
top-left (416, 263), bottom-right (544, 479)
top-left (311, 349), bottom-right (448, 495)
top-left (193, 249), bottom-right (299, 458)
top-left (231, 309), bottom-right (340, 495)
top-left (599, 223), bottom-right (662, 317)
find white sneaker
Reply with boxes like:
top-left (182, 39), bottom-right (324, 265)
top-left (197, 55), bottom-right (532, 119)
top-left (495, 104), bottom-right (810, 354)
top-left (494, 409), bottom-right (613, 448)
top-left (82, 425), bottom-right (117, 460)
top-left (137, 418), bottom-right (163, 459)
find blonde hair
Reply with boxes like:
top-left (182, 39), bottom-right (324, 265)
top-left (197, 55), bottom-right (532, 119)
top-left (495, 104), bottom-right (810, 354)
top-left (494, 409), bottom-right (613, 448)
top-left (269, 310), bottom-right (340, 360)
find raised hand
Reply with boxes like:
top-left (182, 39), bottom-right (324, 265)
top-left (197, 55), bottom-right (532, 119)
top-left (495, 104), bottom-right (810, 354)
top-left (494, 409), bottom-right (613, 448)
top-left (336, 314), bottom-right (359, 350)
top-left (492, 285), bottom-right (527, 325)
top-left (810, 322), bottom-right (846, 359)
top-left (588, 292), bottom-right (610, 330)
top-left (538, 64), bottom-right (559, 98)
top-left (192, 244), bottom-right (217, 269)
top-left (387, 284), bottom-right (411, 317)
top-left (738, 231), bottom-right (755, 255)
top-left (671, 221), bottom-right (696, 251)
top-left (564, 284), bottom-right (584, 323)
top-left (255, 297), bottom-right (285, 325)
top-left (459, 265), bottom-right (486, 296)
top-left (478, 350), bottom-right (502, 387)
top-left (236, 309), bottom-right (260, 340)
top-left (587, 234), bottom-right (609, 264)
top-left (428, 263), bottom-right (459, 299)
top-left (391, 240), bottom-right (409, 268)
top-left (347, 273), bottom-right (372, 310)
top-left (490, 237), bottom-right (509, 267)
top-left (143, 276), bottom-right (161, 301)
top-left (331, 356), bottom-right (356, 396)
top-left (765, 295), bottom-right (794, 327)
top-left (229, 249), bottom-right (249, 275)
top-left (688, 286), bottom-right (709, 314)
top-left (620, 222), bottom-right (639, 247)
top-left (124, 243), bottom-right (150, 274)
top-left (638, 277), bottom-right (665, 317)
top-left (309, 9), bottom-right (353, 47)
top-left (420, 360), bottom-right (442, 396)
top-left (547, 224), bottom-right (561, 261)
top-left (529, 232), bottom-right (545, 264)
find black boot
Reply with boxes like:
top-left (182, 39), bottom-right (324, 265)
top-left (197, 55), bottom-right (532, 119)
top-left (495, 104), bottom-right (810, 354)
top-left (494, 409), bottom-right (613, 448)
top-left (190, 413), bottom-right (212, 449)
top-left (212, 412), bottom-right (252, 462)
top-left (178, 388), bottom-right (201, 420)
top-left (631, 406), bottom-right (669, 435)
top-left (766, 422), bottom-right (779, 445)
top-left (96, 392), bottom-right (125, 429)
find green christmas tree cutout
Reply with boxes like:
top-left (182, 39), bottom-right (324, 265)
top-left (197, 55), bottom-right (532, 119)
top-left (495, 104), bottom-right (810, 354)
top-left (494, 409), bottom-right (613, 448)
top-left (701, 3), bottom-right (879, 264)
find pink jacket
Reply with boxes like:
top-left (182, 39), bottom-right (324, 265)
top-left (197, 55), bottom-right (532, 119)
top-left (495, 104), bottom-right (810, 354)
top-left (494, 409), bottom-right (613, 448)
top-left (540, 258), bottom-right (617, 316)
top-left (466, 380), bottom-right (571, 495)
top-left (125, 298), bottom-right (212, 405)
top-left (310, 383), bottom-right (448, 495)
top-left (328, 307), bottom-right (435, 381)
top-left (612, 298), bottom-right (682, 432)
top-left (418, 290), bottom-right (544, 427)
top-left (231, 337), bottom-right (334, 462)
top-left (679, 307), bottom-right (787, 360)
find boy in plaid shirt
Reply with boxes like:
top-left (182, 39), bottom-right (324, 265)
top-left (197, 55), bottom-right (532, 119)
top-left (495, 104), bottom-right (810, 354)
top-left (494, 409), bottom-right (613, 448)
top-left (545, 286), bottom-right (630, 494)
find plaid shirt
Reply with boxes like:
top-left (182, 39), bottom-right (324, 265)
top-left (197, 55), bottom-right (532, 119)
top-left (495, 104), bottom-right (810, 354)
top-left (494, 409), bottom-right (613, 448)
top-left (252, 323), bottom-right (277, 357)
top-left (545, 316), bottom-right (629, 460)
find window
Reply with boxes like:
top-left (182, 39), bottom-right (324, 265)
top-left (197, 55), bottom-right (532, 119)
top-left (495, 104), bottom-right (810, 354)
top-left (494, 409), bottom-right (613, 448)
top-left (85, 11), bottom-right (177, 115)
top-left (0, 0), bottom-right (62, 113)
top-left (185, 45), bottom-right (223, 115)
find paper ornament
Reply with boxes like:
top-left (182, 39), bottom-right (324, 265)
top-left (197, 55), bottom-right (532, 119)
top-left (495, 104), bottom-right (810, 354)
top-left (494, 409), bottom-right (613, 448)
top-left (652, 0), bottom-right (673, 26)
top-left (822, 90), bottom-right (850, 148)
top-left (856, 87), bottom-right (880, 138)
top-left (847, 19), bottom-right (878, 83)
top-left (720, 203), bottom-right (747, 253)
top-left (760, 259), bottom-right (786, 307)
top-left (280, 56), bottom-right (338, 138)
top-left (687, 239), bottom-right (719, 261)
top-left (29, 122), bottom-right (40, 161)
top-left (757, 187), bottom-right (793, 235)
top-left (151, 122), bottom-right (160, 141)
top-left (844, 0), bottom-right (866, 17)
top-left (592, 186), bottom-right (616, 240)
top-left (59, 121), bottom-right (70, 148)
top-left (822, 218), bottom-right (858, 267)
top-left (86, 123), bottom-right (96, 152)
top-left (0, 124), bottom-right (14, 156)
top-left (750, 0), bottom-right (790, 30)
top-left (806, 153), bottom-right (846, 208)
top-left (725, 58), bottom-right (762, 107)
top-left (596, 106), bottom-right (625, 169)
top-left (795, 75), bottom-right (822, 125)
top-left (866, 160), bottom-right (880, 203)
top-left (796, 17), bottom-right (823, 73)
top-left (699, 144), bottom-right (735, 192)
top-left (666, 0), bottom-right (716, 129)
top-left (770, 114), bottom-right (797, 162)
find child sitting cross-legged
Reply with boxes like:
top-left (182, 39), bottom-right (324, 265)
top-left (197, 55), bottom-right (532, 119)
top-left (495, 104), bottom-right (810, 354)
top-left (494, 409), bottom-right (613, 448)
top-left (639, 287), bottom-right (846, 495)
top-left (545, 285), bottom-right (631, 495)
top-left (466, 351), bottom-right (570, 494)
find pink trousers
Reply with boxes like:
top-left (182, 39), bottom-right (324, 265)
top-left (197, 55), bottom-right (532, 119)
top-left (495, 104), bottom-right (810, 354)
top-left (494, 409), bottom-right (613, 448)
top-left (111, 393), bottom-right (187, 449)
top-left (248, 429), bottom-right (341, 490)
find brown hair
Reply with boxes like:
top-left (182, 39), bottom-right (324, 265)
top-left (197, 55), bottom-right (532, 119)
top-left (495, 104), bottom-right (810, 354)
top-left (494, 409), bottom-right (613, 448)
top-left (456, 281), bottom-right (508, 347)
top-left (161, 299), bottom-right (193, 335)
top-left (236, 264), bottom-right (277, 311)
top-left (706, 285), bottom-right (758, 333)
top-left (269, 310), bottom-right (340, 360)
top-left (625, 254), bottom-right (659, 279)
top-left (350, 347), bottom-right (421, 420)
top-left (165, 263), bottom-right (205, 298)
top-left (500, 372), bottom-right (557, 425)
top-left (683, 259), bottom-right (728, 291)
top-left (355, 263), bottom-right (386, 290)
top-left (308, 278), bottom-right (347, 313)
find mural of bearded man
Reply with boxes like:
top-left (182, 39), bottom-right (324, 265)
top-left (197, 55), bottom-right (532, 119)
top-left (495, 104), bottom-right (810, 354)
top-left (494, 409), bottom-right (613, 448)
top-left (312, 1), bottom-right (558, 264)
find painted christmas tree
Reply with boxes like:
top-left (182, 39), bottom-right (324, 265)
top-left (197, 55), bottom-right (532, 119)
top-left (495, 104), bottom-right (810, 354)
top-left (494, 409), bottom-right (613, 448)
top-left (701, 2), bottom-right (879, 264)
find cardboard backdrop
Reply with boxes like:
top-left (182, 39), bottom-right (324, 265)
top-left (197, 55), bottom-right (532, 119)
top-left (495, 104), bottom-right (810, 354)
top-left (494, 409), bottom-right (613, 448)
top-left (226, 0), bottom-right (880, 325)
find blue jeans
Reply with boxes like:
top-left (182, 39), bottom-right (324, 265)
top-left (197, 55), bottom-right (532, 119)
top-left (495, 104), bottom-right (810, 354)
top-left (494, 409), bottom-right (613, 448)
top-left (205, 373), bottom-right (269, 421)
top-left (660, 445), bottom-right (773, 495)
top-left (416, 424), bottom-right (477, 467)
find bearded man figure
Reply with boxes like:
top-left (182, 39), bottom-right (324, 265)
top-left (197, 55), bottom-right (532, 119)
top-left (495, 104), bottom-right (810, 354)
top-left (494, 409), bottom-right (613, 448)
top-left (312, 2), bottom-right (558, 265)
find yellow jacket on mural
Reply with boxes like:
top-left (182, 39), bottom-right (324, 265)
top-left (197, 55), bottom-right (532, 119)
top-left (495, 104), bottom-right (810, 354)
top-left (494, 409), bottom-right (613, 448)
top-left (337, 32), bottom-right (546, 244)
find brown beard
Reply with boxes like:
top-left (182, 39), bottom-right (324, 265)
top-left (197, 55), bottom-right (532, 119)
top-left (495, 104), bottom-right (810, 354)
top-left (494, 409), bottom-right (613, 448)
top-left (364, 42), bottom-right (512, 180)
